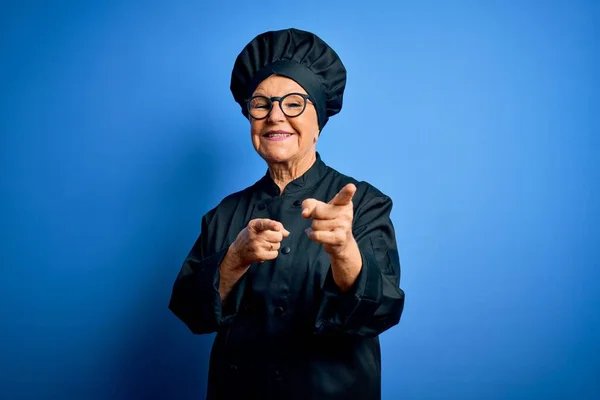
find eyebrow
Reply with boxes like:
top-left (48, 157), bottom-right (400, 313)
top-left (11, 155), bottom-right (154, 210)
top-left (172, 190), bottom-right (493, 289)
top-left (252, 91), bottom-right (307, 97)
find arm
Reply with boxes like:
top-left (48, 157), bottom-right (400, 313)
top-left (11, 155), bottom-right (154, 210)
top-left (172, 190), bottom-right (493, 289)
top-left (329, 239), bottom-right (362, 292)
top-left (218, 246), bottom-right (250, 302)
top-left (315, 194), bottom-right (405, 337)
top-left (168, 215), bottom-right (247, 334)
top-left (168, 215), bottom-right (288, 334)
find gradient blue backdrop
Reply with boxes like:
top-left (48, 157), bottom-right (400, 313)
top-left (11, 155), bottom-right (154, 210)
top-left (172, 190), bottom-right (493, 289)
top-left (1, 1), bottom-right (598, 399)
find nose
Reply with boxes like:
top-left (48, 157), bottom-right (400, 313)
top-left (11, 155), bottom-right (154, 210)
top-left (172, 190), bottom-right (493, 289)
top-left (267, 100), bottom-right (286, 123)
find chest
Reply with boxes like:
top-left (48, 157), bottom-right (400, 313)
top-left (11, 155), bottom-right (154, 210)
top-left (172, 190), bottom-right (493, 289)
top-left (245, 193), bottom-right (332, 302)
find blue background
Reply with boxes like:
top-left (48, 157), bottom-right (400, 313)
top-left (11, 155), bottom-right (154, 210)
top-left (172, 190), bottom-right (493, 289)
top-left (1, 1), bottom-right (598, 399)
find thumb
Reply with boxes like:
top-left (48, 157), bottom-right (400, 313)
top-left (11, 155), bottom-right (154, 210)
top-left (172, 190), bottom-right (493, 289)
top-left (301, 198), bottom-right (319, 218)
top-left (329, 183), bottom-right (356, 206)
top-left (276, 221), bottom-right (291, 237)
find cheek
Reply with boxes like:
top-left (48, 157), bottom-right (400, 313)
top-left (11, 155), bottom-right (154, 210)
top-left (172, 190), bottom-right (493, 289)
top-left (293, 120), bottom-right (318, 143)
top-left (289, 109), bottom-right (318, 139)
top-left (250, 119), bottom-right (263, 137)
top-left (298, 110), bottom-right (319, 138)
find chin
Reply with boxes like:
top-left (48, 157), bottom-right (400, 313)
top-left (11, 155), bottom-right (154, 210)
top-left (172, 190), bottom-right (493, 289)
top-left (259, 147), bottom-right (297, 163)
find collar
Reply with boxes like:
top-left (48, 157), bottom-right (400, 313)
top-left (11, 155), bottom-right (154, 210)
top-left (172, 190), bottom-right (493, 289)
top-left (258, 152), bottom-right (328, 196)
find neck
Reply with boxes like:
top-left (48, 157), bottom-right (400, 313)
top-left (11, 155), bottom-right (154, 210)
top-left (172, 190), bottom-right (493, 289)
top-left (268, 151), bottom-right (317, 194)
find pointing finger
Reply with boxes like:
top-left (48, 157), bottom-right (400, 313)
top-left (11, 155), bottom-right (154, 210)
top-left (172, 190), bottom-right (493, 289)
top-left (251, 219), bottom-right (282, 232)
top-left (302, 200), bottom-right (340, 220)
top-left (271, 220), bottom-right (290, 236)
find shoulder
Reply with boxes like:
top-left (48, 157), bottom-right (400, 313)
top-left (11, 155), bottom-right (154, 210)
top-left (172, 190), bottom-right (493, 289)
top-left (323, 164), bottom-right (392, 209)
top-left (201, 180), bottom-right (261, 226)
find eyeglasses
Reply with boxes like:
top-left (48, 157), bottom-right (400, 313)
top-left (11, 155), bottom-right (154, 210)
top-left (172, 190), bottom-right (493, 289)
top-left (246, 93), bottom-right (312, 120)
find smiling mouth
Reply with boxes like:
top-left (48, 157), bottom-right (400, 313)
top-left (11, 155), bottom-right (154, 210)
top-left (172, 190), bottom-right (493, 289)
top-left (263, 131), bottom-right (293, 138)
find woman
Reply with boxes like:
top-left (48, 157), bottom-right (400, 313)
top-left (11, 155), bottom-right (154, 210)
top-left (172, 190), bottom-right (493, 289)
top-left (169, 28), bottom-right (405, 399)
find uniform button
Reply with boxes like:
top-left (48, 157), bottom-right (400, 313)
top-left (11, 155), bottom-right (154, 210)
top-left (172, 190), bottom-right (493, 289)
top-left (274, 306), bottom-right (285, 317)
top-left (257, 203), bottom-right (266, 211)
top-left (281, 246), bottom-right (291, 254)
top-left (293, 200), bottom-right (302, 207)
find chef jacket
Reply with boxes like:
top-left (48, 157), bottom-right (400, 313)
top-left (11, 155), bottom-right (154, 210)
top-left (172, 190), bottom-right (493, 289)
top-left (169, 153), bottom-right (405, 399)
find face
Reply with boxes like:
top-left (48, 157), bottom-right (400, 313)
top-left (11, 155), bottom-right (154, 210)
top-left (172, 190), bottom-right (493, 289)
top-left (249, 75), bottom-right (319, 165)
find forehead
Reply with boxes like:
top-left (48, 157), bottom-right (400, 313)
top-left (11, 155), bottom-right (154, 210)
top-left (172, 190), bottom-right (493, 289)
top-left (253, 75), bottom-right (307, 96)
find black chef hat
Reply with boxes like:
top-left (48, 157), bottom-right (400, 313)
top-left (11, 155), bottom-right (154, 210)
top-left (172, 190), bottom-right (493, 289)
top-left (230, 28), bottom-right (347, 131)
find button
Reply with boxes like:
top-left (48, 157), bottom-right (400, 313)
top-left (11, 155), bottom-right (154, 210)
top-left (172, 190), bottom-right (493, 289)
top-left (229, 364), bottom-right (239, 371)
top-left (281, 246), bottom-right (291, 254)
top-left (257, 203), bottom-right (266, 211)
top-left (293, 200), bottom-right (302, 207)
top-left (274, 306), bottom-right (285, 317)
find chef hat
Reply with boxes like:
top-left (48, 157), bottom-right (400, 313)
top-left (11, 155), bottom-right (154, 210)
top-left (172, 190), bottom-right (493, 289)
top-left (230, 28), bottom-right (347, 130)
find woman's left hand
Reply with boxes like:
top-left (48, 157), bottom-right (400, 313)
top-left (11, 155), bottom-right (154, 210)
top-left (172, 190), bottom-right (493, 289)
top-left (302, 183), bottom-right (357, 257)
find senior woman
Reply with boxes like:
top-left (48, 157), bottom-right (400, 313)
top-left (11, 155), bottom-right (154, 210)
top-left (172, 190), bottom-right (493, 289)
top-left (169, 28), bottom-right (405, 399)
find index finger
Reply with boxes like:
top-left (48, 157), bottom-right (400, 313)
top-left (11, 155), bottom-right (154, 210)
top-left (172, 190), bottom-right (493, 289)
top-left (302, 199), bottom-right (340, 220)
top-left (250, 219), bottom-right (283, 232)
top-left (250, 219), bottom-right (290, 236)
top-left (328, 183), bottom-right (357, 206)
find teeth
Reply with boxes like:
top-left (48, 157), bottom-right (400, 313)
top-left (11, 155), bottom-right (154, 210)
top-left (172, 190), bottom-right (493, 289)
top-left (266, 133), bottom-right (290, 137)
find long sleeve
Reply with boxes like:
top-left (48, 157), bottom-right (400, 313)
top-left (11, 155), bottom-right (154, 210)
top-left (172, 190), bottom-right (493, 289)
top-left (168, 214), bottom-right (245, 334)
top-left (315, 194), bottom-right (405, 337)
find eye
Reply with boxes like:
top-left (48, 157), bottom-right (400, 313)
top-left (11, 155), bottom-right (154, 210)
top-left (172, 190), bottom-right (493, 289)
top-left (283, 94), bottom-right (305, 109)
top-left (249, 98), bottom-right (270, 109)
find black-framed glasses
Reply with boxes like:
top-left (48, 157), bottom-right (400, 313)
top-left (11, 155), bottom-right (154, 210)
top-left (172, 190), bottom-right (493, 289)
top-left (246, 93), bottom-right (312, 120)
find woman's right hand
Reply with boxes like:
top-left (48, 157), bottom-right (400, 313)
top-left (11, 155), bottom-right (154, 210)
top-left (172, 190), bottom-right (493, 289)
top-left (228, 218), bottom-right (290, 268)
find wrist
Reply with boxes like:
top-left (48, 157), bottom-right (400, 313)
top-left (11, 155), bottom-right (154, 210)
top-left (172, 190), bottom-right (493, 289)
top-left (225, 242), bottom-right (248, 271)
top-left (329, 237), bottom-right (359, 262)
